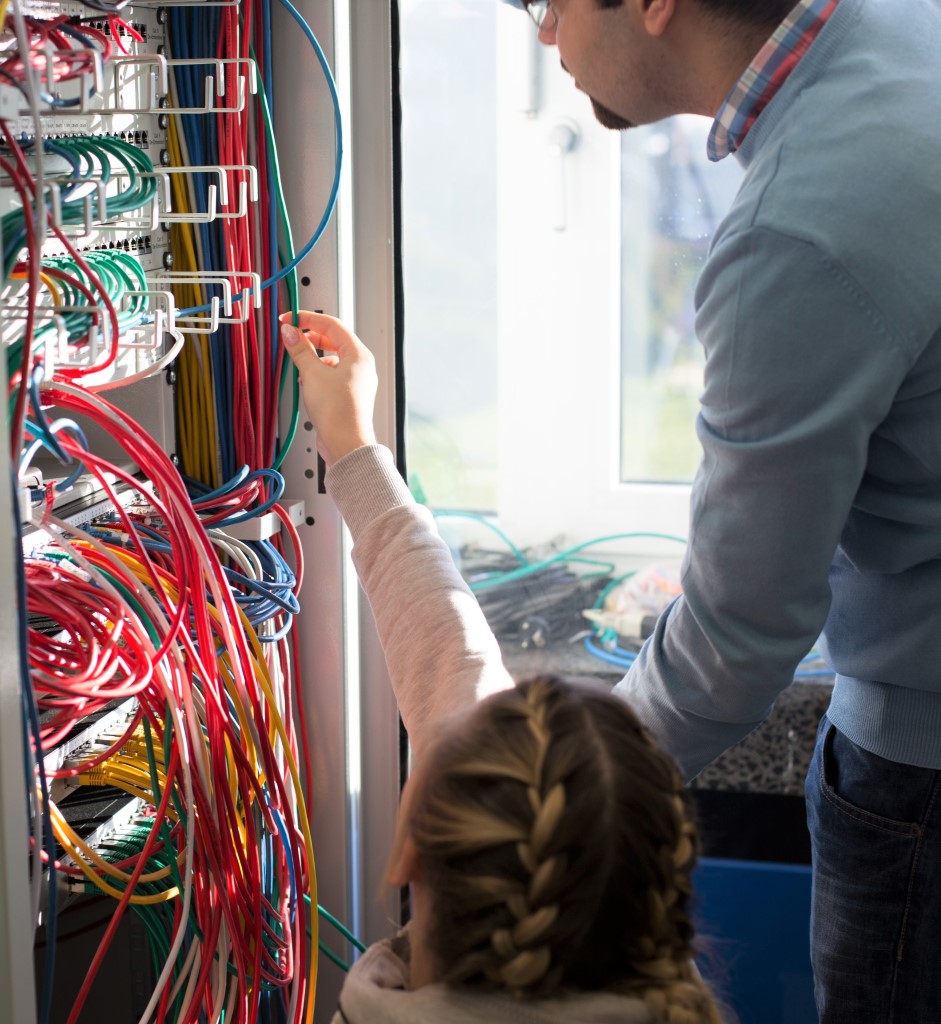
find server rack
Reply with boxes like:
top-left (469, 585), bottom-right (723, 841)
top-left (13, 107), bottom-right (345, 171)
top-left (0, 2), bottom-right (401, 1021)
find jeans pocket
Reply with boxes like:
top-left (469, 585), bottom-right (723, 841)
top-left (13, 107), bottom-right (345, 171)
top-left (818, 722), bottom-right (921, 837)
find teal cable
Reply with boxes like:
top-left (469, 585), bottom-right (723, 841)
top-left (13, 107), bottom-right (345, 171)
top-left (432, 510), bottom-right (529, 566)
top-left (251, 47), bottom-right (301, 470)
top-left (468, 531), bottom-right (687, 593)
top-left (317, 942), bottom-right (351, 973)
top-left (305, 896), bottom-right (367, 953)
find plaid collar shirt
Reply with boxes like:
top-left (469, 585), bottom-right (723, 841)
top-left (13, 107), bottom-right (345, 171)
top-left (707, 0), bottom-right (841, 161)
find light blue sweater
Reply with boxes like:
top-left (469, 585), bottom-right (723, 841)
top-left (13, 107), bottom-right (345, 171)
top-left (616, 0), bottom-right (941, 778)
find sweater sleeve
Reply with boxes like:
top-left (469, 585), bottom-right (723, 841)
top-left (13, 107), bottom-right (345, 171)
top-left (615, 227), bottom-right (912, 780)
top-left (326, 445), bottom-right (513, 756)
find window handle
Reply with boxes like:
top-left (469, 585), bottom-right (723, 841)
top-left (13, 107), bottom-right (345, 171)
top-left (547, 121), bottom-right (579, 232)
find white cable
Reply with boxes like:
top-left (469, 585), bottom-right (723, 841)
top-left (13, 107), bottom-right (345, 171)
top-left (168, 938), bottom-right (201, 1020)
top-left (86, 328), bottom-right (186, 392)
top-left (11, 0), bottom-right (46, 250)
top-left (30, 768), bottom-right (43, 930)
top-left (31, 512), bottom-right (198, 1024)
top-left (37, 384), bottom-right (310, 1019)
top-left (209, 918), bottom-right (230, 1024)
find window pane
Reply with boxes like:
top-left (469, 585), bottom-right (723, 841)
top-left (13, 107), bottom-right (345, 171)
top-left (620, 116), bottom-right (743, 483)
top-left (400, 0), bottom-right (498, 511)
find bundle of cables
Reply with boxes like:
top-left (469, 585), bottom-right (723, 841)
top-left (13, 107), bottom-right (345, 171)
top-left (436, 513), bottom-right (693, 672)
top-left (166, 0), bottom-right (341, 489)
top-left (24, 381), bottom-right (318, 1024)
top-left (2, 133), bottom-right (158, 281)
top-left (0, 10), bottom-right (119, 108)
top-left (2, 0), bottom-right (350, 1021)
top-left (460, 546), bottom-right (612, 650)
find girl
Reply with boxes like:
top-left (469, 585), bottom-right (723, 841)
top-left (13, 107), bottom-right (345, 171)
top-left (281, 312), bottom-right (724, 1024)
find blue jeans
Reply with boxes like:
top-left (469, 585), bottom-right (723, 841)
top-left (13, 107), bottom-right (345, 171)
top-left (805, 713), bottom-right (941, 1023)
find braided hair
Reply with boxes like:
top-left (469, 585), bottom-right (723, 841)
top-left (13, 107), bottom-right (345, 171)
top-left (406, 675), bottom-right (723, 1023)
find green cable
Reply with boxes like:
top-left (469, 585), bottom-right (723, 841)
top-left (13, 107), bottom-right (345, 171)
top-left (249, 41), bottom-right (301, 472)
top-left (432, 510), bottom-right (529, 566)
top-left (161, 700), bottom-right (190, 832)
top-left (304, 894), bottom-right (367, 953)
top-left (468, 531), bottom-right (687, 593)
top-left (564, 555), bottom-right (618, 578)
top-left (93, 827), bottom-right (190, 1023)
top-left (317, 943), bottom-right (351, 973)
top-left (593, 570), bottom-right (638, 609)
top-left (5, 245), bottom-right (151, 393)
top-left (44, 137), bottom-right (157, 232)
top-left (274, 362), bottom-right (301, 473)
top-left (0, 135), bottom-right (155, 277)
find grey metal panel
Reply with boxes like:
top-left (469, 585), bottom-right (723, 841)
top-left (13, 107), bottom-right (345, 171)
top-left (272, 2), bottom-right (351, 1020)
top-left (1, 3), bottom-right (401, 1022)
top-left (346, 0), bottom-right (403, 950)
top-left (0, 358), bottom-right (38, 1024)
top-left (274, 0), bottom-right (402, 1017)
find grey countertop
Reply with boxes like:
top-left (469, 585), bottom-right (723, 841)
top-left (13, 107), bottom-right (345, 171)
top-left (500, 641), bottom-right (832, 798)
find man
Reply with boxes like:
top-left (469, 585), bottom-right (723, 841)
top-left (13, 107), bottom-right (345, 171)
top-left (515, 1), bottom-right (941, 1021)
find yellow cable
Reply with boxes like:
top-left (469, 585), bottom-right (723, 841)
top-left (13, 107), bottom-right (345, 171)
top-left (10, 270), bottom-right (64, 307)
top-left (167, 115), bottom-right (222, 486)
top-left (65, 543), bottom-right (319, 1011)
top-left (50, 805), bottom-right (181, 901)
top-left (80, 546), bottom-right (261, 832)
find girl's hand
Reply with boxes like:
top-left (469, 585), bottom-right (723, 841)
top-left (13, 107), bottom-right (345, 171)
top-left (279, 311), bottom-right (378, 466)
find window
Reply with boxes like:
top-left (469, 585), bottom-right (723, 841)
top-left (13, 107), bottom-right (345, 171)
top-left (400, 0), bottom-right (499, 512)
top-left (402, 1), bottom-right (742, 534)
top-left (619, 117), bottom-right (742, 482)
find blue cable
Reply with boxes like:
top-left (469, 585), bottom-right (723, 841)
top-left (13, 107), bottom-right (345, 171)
top-left (23, 367), bottom-right (91, 492)
top-left (212, 469), bottom-right (285, 527)
top-left (27, 368), bottom-right (66, 459)
top-left (259, 825), bottom-right (272, 1024)
top-left (262, 0), bottom-right (281, 391)
top-left (21, 418), bottom-right (89, 493)
top-left (183, 465), bottom-right (251, 501)
top-left (582, 634), bottom-right (638, 670)
top-left (92, 527), bottom-right (299, 628)
top-left (174, 0), bottom-right (343, 318)
top-left (257, 615), bottom-right (296, 644)
top-left (225, 569), bottom-right (299, 620)
top-left (271, 806), bottom-right (298, 920)
top-left (170, 5), bottom-right (238, 480)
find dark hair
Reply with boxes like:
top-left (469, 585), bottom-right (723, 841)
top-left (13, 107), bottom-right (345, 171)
top-left (407, 675), bottom-right (722, 1022)
top-left (599, 0), bottom-right (795, 32)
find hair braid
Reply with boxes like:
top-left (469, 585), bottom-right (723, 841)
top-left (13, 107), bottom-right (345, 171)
top-left (407, 675), bottom-right (724, 1021)
top-left (624, 779), bottom-right (723, 1024)
top-left (484, 680), bottom-right (567, 992)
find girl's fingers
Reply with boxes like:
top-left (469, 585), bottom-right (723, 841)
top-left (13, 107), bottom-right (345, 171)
top-left (279, 311), bottom-right (362, 358)
top-left (304, 330), bottom-right (343, 354)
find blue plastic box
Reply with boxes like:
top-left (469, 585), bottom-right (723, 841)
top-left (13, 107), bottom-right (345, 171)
top-left (694, 857), bottom-right (816, 1024)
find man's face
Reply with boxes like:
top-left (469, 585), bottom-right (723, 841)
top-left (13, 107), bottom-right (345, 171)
top-left (581, 80), bottom-right (637, 130)
top-left (538, 0), bottom-right (681, 131)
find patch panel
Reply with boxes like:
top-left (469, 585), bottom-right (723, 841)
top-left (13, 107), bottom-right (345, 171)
top-left (2, 1), bottom-right (333, 1021)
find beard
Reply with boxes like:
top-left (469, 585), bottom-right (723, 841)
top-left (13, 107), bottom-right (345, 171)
top-left (559, 58), bottom-right (636, 130)
top-left (590, 97), bottom-right (635, 130)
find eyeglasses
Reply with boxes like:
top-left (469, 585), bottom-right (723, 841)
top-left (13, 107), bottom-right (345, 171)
top-left (523, 0), bottom-right (557, 30)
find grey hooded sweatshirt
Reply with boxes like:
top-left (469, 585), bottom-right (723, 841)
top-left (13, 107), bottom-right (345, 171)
top-left (323, 446), bottom-right (677, 1024)
top-left (331, 927), bottom-right (654, 1024)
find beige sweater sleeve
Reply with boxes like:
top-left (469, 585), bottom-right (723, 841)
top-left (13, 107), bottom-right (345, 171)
top-left (325, 445), bottom-right (514, 756)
